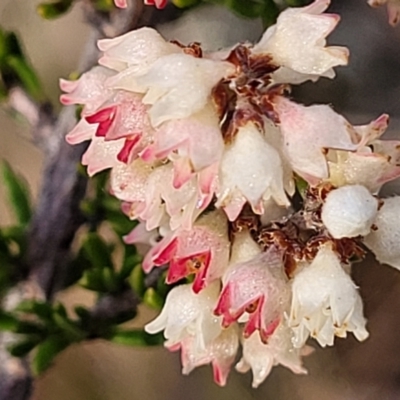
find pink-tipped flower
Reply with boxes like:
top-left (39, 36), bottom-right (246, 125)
top-left (274, 96), bottom-right (358, 184)
top-left (236, 322), bottom-right (310, 388)
top-left (60, 66), bottom-right (114, 115)
top-left (141, 103), bottom-right (224, 185)
top-left (143, 210), bottom-right (230, 293)
top-left (168, 325), bottom-right (239, 386)
top-left (215, 249), bottom-right (290, 342)
top-left (253, 0), bottom-right (348, 84)
top-left (216, 121), bottom-right (289, 221)
top-left (289, 243), bottom-right (369, 348)
top-left (111, 162), bottom-right (214, 231)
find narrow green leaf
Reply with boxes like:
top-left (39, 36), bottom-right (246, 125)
top-left (6, 56), bottom-right (46, 102)
top-left (0, 311), bottom-right (18, 331)
top-left (79, 269), bottom-right (107, 292)
top-left (1, 162), bottom-right (32, 226)
top-left (82, 233), bottom-right (113, 269)
top-left (119, 252), bottom-right (141, 281)
top-left (261, 0), bottom-right (280, 27)
top-left (15, 321), bottom-right (45, 335)
top-left (53, 313), bottom-right (86, 342)
top-left (31, 336), bottom-right (69, 375)
top-left (37, 0), bottom-right (74, 19)
top-left (172, 0), bottom-right (201, 8)
top-left (129, 264), bottom-right (146, 298)
top-left (8, 336), bottom-right (42, 357)
top-left (294, 174), bottom-right (308, 199)
top-left (16, 301), bottom-right (53, 322)
top-left (111, 329), bottom-right (164, 347)
top-left (143, 288), bottom-right (164, 310)
top-left (102, 268), bottom-right (119, 293)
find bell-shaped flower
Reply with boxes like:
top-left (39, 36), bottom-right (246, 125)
top-left (274, 96), bottom-right (358, 184)
top-left (111, 162), bottom-right (211, 231)
top-left (253, 0), bottom-right (348, 84)
top-left (60, 66), bottom-right (115, 115)
top-left (216, 121), bottom-right (289, 221)
top-left (368, 0), bottom-right (400, 25)
top-left (321, 185), bottom-right (378, 239)
top-left (236, 322), bottom-right (309, 388)
top-left (141, 103), bottom-right (224, 187)
top-left (215, 249), bottom-right (290, 342)
top-left (84, 91), bottom-right (149, 140)
top-left (364, 196), bottom-right (400, 270)
top-left (145, 282), bottom-right (222, 349)
top-left (98, 27), bottom-right (179, 73)
top-left (289, 243), bottom-right (369, 348)
top-left (133, 53), bottom-right (234, 126)
top-left (168, 325), bottom-right (239, 386)
top-left (82, 136), bottom-right (125, 176)
top-left (143, 210), bottom-right (230, 293)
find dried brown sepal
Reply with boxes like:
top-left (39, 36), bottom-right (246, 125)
top-left (169, 40), bottom-right (203, 58)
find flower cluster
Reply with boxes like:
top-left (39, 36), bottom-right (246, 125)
top-left (62, 0), bottom-right (400, 387)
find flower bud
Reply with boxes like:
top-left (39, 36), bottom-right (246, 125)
top-left (321, 185), bottom-right (378, 238)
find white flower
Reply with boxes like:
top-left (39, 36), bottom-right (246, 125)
top-left (321, 185), bottom-right (378, 238)
top-left (217, 121), bottom-right (289, 221)
top-left (134, 53), bottom-right (234, 126)
top-left (364, 196), bottom-right (400, 270)
top-left (145, 282), bottom-right (221, 349)
top-left (274, 96), bottom-right (357, 184)
top-left (253, 0), bottom-right (348, 84)
top-left (98, 28), bottom-right (180, 72)
top-left (236, 323), bottom-right (309, 388)
top-left (289, 243), bottom-right (369, 348)
top-left (170, 325), bottom-right (239, 387)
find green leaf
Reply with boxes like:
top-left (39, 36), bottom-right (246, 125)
top-left (15, 321), bottom-right (45, 335)
top-left (143, 288), bottom-right (164, 310)
top-left (128, 264), bottom-right (146, 298)
top-left (111, 329), bottom-right (164, 347)
top-left (16, 301), bottom-right (53, 322)
top-left (294, 174), bottom-right (308, 199)
top-left (101, 268), bottom-right (119, 293)
top-left (1, 162), bottom-right (32, 226)
top-left (119, 251), bottom-right (141, 281)
top-left (53, 313), bottom-right (86, 342)
top-left (37, 0), bottom-right (74, 19)
top-left (79, 268), bottom-right (107, 292)
top-left (82, 233), bottom-right (113, 269)
top-left (31, 335), bottom-right (69, 375)
top-left (0, 311), bottom-right (18, 331)
top-left (6, 56), bottom-right (46, 102)
top-left (261, 0), bottom-right (280, 27)
top-left (172, 0), bottom-right (201, 8)
top-left (8, 336), bottom-right (42, 357)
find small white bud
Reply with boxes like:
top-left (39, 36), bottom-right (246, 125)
top-left (364, 196), bottom-right (400, 270)
top-left (321, 185), bottom-right (378, 239)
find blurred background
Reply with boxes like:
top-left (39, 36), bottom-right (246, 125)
top-left (1, 0), bottom-right (400, 399)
